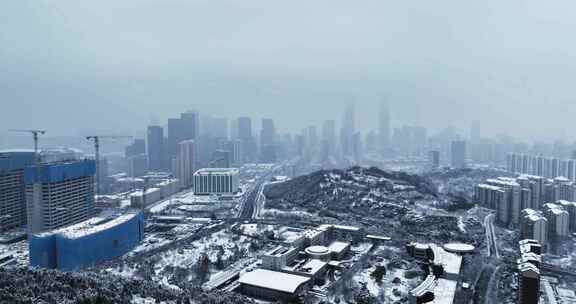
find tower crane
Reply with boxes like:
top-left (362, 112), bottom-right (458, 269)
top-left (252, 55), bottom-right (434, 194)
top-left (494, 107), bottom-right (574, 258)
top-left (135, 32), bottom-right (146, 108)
top-left (8, 129), bottom-right (46, 164)
top-left (85, 135), bottom-right (132, 196)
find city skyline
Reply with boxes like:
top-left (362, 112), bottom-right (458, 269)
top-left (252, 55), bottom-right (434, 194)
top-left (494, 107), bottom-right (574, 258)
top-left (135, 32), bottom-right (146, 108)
top-left (3, 1), bottom-right (576, 141)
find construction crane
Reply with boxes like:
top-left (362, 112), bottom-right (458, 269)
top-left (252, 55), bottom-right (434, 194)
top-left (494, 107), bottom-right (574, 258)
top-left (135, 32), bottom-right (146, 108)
top-left (8, 129), bottom-right (46, 164)
top-left (85, 135), bottom-right (132, 196)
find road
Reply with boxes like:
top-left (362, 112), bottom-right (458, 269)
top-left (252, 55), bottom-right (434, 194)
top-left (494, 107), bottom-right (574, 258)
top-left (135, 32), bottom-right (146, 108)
top-left (484, 214), bottom-right (499, 258)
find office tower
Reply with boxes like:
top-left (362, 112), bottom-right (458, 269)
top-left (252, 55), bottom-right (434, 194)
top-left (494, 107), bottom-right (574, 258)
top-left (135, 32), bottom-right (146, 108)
top-left (341, 103), bottom-right (355, 157)
top-left (127, 154), bottom-right (148, 177)
top-left (238, 117), bottom-right (256, 163)
top-left (25, 160), bottom-right (96, 234)
top-left (321, 120), bottom-right (336, 159)
top-left (470, 121), bottom-right (481, 143)
top-left (211, 150), bottom-right (231, 168)
top-left (211, 117), bottom-right (228, 140)
top-left (450, 140), bottom-right (467, 169)
top-left (379, 102), bottom-right (391, 153)
top-left (429, 151), bottom-right (440, 169)
top-left (542, 203), bottom-right (570, 238)
top-left (193, 168), bottom-right (239, 195)
top-left (124, 139), bottom-right (146, 158)
top-left (167, 111), bottom-right (199, 164)
top-left (572, 150), bottom-right (576, 160)
top-left (260, 118), bottom-right (277, 163)
top-left (202, 115), bottom-right (228, 139)
top-left (224, 140), bottom-right (242, 166)
top-left (0, 151), bottom-right (35, 232)
top-left (365, 131), bottom-right (377, 152)
top-left (197, 134), bottom-right (220, 168)
top-left (147, 126), bottom-right (164, 171)
top-left (176, 140), bottom-right (198, 189)
top-left (412, 126), bottom-right (427, 157)
top-left (520, 209), bottom-right (548, 246)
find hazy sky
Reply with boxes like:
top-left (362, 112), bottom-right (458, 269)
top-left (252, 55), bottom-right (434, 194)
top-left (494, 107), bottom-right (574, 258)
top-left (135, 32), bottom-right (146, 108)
top-left (1, 0), bottom-right (576, 141)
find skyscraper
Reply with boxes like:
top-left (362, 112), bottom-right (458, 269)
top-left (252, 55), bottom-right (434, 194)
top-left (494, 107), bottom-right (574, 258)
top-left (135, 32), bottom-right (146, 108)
top-left (238, 117), bottom-right (255, 163)
top-left (125, 139), bottom-right (146, 158)
top-left (147, 125), bottom-right (164, 171)
top-left (341, 103), bottom-right (355, 157)
top-left (321, 120), bottom-right (336, 161)
top-left (470, 121), bottom-right (481, 143)
top-left (260, 118), bottom-right (277, 163)
top-left (176, 140), bottom-right (198, 189)
top-left (379, 102), bottom-right (391, 153)
top-left (451, 140), bottom-right (467, 169)
top-left (167, 111), bottom-right (199, 164)
top-left (0, 151), bottom-right (35, 232)
top-left (211, 150), bottom-right (231, 168)
top-left (25, 160), bottom-right (96, 234)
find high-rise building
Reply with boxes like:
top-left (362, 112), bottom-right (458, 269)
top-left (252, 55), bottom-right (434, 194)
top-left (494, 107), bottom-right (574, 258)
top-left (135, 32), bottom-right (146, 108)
top-left (556, 200), bottom-right (576, 232)
top-left (238, 117), bottom-right (256, 163)
top-left (0, 151), bottom-right (35, 232)
top-left (429, 151), bottom-right (440, 169)
top-left (321, 120), bottom-right (336, 160)
top-left (451, 140), bottom-right (467, 169)
top-left (520, 209), bottom-right (548, 246)
top-left (485, 178), bottom-right (521, 225)
top-left (176, 140), bottom-right (198, 189)
top-left (127, 154), bottom-right (148, 177)
top-left (341, 103), bottom-right (355, 157)
top-left (542, 203), bottom-right (570, 238)
top-left (260, 118), bottom-right (277, 163)
top-left (211, 150), bottom-right (231, 168)
top-left (224, 140), bottom-right (242, 166)
top-left (379, 102), bottom-right (391, 154)
top-left (25, 160), bottom-right (96, 234)
top-left (167, 111), bottom-right (199, 164)
top-left (518, 240), bottom-right (541, 304)
top-left (125, 139), bottom-right (146, 158)
top-left (147, 125), bottom-right (164, 171)
top-left (470, 121), bottom-right (481, 143)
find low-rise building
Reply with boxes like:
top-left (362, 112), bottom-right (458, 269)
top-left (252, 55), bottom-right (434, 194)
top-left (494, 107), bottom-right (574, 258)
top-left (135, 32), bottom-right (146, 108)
top-left (238, 269), bottom-right (311, 301)
top-left (193, 168), bottom-right (239, 195)
top-left (29, 210), bottom-right (144, 271)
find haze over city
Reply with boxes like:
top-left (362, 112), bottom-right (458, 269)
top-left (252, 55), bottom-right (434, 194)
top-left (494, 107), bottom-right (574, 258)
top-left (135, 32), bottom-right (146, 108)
top-left (2, 1), bottom-right (576, 304)
top-left (2, 0), bottom-right (576, 141)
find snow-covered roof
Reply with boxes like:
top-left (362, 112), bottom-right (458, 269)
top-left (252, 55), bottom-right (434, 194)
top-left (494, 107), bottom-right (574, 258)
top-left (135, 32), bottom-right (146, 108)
top-left (194, 168), bottom-right (239, 175)
top-left (239, 269), bottom-right (310, 294)
top-left (328, 241), bottom-right (350, 254)
top-left (37, 211), bottom-right (141, 239)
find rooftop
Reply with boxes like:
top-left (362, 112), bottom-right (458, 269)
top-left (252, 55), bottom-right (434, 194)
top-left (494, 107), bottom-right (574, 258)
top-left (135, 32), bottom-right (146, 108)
top-left (239, 269), bottom-right (310, 294)
top-left (194, 168), bottom-right (239, 175)
top-left (36, 211), bottom-right (141, 239)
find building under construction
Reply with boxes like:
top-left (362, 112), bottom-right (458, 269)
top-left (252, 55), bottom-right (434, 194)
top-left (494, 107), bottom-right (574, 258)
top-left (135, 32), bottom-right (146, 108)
top-left (25, 159), bottom-right (96, 234)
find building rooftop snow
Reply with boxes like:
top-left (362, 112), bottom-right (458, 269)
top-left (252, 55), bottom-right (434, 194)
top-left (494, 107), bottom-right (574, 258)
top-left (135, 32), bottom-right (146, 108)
top-left (239, 269), bottom-right (310, 294)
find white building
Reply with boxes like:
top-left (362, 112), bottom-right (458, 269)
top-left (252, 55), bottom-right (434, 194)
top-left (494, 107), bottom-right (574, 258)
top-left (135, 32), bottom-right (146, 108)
top-left (193, 168), bottom-right (239, 195)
